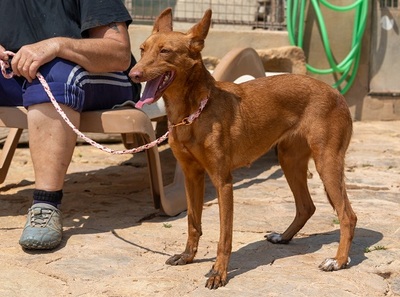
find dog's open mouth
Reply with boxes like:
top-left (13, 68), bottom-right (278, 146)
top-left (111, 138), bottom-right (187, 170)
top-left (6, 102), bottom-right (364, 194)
top-left (135, 71), bottom-right (175, 108)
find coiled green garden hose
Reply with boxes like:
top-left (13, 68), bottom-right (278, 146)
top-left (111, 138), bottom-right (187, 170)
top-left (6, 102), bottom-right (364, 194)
top-left (286, 0), bottom-right (368, 94)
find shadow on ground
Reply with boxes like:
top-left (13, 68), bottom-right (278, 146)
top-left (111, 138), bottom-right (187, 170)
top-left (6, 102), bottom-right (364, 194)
top-left (227, 227), bottom-right (383, 281)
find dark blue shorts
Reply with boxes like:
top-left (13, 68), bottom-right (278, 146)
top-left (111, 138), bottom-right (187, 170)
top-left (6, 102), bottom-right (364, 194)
top-left (0, 58), bottom-right (140, 112)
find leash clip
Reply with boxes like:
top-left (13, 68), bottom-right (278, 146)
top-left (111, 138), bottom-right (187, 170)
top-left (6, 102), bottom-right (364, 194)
top-left (181, 117), bottom-right (191, 125)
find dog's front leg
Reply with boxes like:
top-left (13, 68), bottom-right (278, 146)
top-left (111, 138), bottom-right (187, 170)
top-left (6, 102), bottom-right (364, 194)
top-left (205, 174), bottom-right (234, 289)
top-left (166, 162), bottom-right (205, 266)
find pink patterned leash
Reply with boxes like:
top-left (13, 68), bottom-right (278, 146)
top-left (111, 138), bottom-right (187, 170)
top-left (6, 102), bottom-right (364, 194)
top-left (1, 51), bottom-right (208, 155)
top-left (1, 51), bottom-right (14, 79)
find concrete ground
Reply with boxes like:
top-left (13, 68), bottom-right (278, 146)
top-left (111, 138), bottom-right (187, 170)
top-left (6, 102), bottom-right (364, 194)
top-left (0, 120), bottom-right (399, 297)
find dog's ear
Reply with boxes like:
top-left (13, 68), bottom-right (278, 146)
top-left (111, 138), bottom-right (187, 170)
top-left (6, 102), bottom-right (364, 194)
top-left (152, 7), bottom-right (173, 33)
top-left (186, 9), bottom-right (212, 52)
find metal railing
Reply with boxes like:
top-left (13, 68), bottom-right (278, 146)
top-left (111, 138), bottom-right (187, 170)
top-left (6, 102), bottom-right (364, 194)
top-left (124, 0), bottom-right (287, 30)
top-left (380, 0), bottom-right (399, 8)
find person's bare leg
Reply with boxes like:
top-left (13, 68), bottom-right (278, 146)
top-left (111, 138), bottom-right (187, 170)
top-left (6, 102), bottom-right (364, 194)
top-left (28, 103), bottom-right (79, 190)
top-left (19, 102), bottom-right (80, 250)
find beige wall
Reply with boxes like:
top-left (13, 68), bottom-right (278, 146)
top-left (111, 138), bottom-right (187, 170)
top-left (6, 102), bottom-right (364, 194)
top-left (129, 25), bottom-right (290, 60)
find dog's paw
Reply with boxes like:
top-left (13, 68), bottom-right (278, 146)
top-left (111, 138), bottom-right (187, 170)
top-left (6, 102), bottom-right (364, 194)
top-left (318, 257), bottom-right (351, 271)
top-left (265, 232), bottom-right (290, 244)
top-left (165, 253), bottom-right (191, 266)
top-left (205, 269), bottom-right (227, 290)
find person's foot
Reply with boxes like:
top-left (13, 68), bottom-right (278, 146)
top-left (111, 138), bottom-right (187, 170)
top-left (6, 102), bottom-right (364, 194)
top-left (19, 203), bottom-right (62, 250)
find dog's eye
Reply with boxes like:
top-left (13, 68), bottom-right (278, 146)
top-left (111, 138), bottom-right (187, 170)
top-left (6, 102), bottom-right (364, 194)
top-left (139, 47), bottom-right (144, 57)
top-left (160, 48), bottom-right (171, 54)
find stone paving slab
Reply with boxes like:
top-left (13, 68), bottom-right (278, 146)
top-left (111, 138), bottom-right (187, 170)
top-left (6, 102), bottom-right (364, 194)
top-left (0, 121), bottom-right (399, 296)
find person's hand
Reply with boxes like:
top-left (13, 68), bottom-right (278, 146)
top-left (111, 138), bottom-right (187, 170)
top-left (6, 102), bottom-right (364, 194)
top-left (11, 39), bottom-right (60, 82)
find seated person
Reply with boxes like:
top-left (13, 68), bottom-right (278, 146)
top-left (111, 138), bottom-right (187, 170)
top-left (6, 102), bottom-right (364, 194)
top-left (0, 0), bottom-right (141, 250)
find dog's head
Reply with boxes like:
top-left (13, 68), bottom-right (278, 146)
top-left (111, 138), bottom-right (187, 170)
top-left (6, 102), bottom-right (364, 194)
top-left (129, 8), bottom-right (212, 108)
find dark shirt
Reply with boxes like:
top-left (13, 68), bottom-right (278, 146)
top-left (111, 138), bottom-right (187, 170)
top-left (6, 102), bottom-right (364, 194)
top-left (0, 0), bottom-right (132, 52)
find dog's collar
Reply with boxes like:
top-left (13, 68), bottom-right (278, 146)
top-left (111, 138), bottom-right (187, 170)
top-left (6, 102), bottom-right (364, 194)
top-left (168, 96), bottom-right (209, 129)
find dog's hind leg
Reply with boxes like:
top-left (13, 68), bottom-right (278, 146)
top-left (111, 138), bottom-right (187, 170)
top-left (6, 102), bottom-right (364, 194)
top-left (312, 136), bottom-right (357, 271)
top-left (266, 136), bottom-right (315, 244)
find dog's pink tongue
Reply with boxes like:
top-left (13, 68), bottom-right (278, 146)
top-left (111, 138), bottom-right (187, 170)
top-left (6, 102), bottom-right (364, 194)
top-left (135, 76), bottom-right (163, 109)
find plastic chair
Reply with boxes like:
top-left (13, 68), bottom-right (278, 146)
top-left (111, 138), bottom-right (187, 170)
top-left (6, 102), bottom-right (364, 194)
top-left (212, 47), bottom-right (266, 82)
top-left (0, 104), bottom-right (189, 216)
top-left (0, 47), bottom-right (266, 216)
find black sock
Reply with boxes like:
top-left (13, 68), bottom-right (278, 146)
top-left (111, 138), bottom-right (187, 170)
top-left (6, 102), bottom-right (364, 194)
top-left (33, 189), bottom-right (63, 208)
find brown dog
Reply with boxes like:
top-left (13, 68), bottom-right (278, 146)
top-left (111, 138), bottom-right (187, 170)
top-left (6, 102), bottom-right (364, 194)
top-left (129, 8), bottom-right (357, 289)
